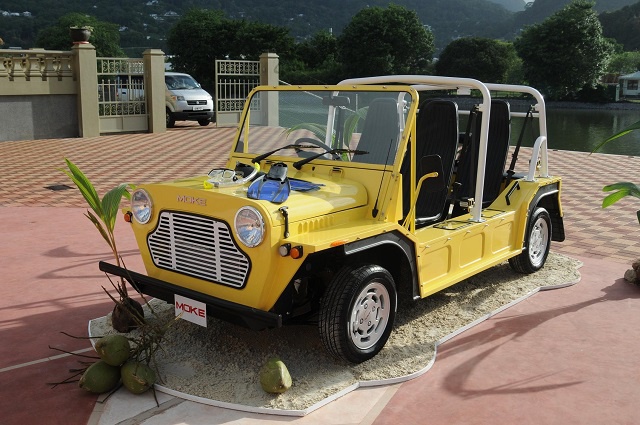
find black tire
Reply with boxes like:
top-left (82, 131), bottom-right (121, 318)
top-left (319, 264), bottom-right (397, 363)
top-left (166, 109), bottom-right (176, 128)
top-left (509, 207), bottom-right (552, 274)
top-left (198, 119), bottom-right (210, 126)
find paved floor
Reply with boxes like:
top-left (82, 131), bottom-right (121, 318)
top-left (1, 122), bottom-right (639, 424)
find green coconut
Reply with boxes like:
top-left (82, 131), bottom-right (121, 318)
top-left (121, 361), bottom-right (156, 394)
top-left (95, 334), bottom-right (131, 366)
top-left (259, 357), bottom-right (292, 394)
top-left (78, 360), bottom-right (121, 394)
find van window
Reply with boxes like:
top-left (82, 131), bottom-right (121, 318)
top-left (165, 75), bottom-right (200, 90)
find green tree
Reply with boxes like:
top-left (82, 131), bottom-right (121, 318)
top-left (514, 0), bottom-right (614, 100)
top-left (607, 51), bottom-right (640, 75)
top-left (435, 38), bottom-right (519, 83)
top-left (337, 4), bottom-right (434, 78)
top-left (35, 13), bottom-right (125, 57)
top-left (283, 30), bottom-right (342, 84)
top-left (166, 9), bottom-right (224, 89)
top-left (167, 9), bottom-right (294, 91)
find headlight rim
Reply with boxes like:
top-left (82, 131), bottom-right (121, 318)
top-left (131, 188), bottom-right (153, 225)
top-left (234, 206), bottom-right (265, 248)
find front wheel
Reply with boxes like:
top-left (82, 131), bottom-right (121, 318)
top-left (509, 207), bottom-right (551, 274)
top-left (198, 119), bottom-right (210, 126)
top-left (319, 264), bottom-right (397, 363)
top-left (166, 109), bottom-right (176, 128)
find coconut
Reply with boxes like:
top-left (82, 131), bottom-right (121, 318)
top-left (259, 357), bottom-right (292, 394)
top-left (111, 297), bottom-right (144, 333)
top-left (78, 360), bottom-right (121, 394)
top-left (95, 334), bottom-right (130, 366)
top-left (121, 361), bottom-right (156, 394)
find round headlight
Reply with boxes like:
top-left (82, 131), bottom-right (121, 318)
top-left (234, 206), bottom-right (265, 248)
top-left (131, 189), bottom-right (153, 224)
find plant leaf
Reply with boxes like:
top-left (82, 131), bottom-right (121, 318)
top-left (62, 158), bottom-right (103, 217)
top-left (344, 106), bottom-right (369, 147)
top-left (602, 181), bottom-right (640, 195)
top-left (602, 190), bottom-right (629, 208)
top-left (84, 210), bottom-right (113, 249)
top-left (591, 119), bottom-right (640, 153)
top-left (102, 183), bottom-right (132, 232)
top-left (284, 122), bottom-right (328, 142)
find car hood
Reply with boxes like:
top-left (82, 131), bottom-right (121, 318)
top-left (139, 175), bottom-right (368, 226)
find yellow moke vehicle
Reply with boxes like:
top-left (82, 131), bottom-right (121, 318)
top-left (100, 75), bottom-right (564, 364)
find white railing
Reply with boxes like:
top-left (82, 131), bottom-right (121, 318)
top-left (215, 59), bottom-right (260, 125)
top-left (96, 57), bottom-right (148, 131)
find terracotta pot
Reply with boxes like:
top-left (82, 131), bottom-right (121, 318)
top-left (70, 28), bottom-right (91, 44)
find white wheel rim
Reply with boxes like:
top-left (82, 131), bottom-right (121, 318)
top-left (348, 280), bottom-right (391, 350)
top-left (528, 216), bottom-right (549, 267)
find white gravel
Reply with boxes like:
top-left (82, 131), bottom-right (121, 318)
top-left (90, 252), bottom-right (581, 411)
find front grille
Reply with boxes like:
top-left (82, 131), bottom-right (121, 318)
top-left (148, 211), bottom-right (250, 288)
top-left (187, 100), bottom-right (208, 105)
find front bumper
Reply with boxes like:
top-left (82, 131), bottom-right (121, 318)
top-left (99, 261), bottom-right (282, 330)
top-left (171, 110), bottom-right (214, 121)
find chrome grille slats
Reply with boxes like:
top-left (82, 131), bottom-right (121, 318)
top-left (148, 211), bottom-right (250, 288)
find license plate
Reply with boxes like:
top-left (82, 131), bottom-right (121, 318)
top-left (175, 294), bottom-right (207, 327)
top-left (192, 106), bottom-right (205, 111)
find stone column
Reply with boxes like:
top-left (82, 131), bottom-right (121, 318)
top-left (143, 49), bottom-right (166, 133)
top-left (73, 43), bottom-right (99, 138)
top-left (259, 52), bottom-right (279, 127)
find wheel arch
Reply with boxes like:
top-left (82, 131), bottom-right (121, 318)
top-left (529, 182), bottom-right (565, 242)
top-left (340, 230), bottom-right (418, 302)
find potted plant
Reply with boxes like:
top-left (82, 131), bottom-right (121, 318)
top-left (592, 119), bottom-right (640, 224)
top-left (593, 119), bottom-right (640, 284)
top-left (62, 158), bottom-right (143, 331)
top-left (69, 25), bottom-right (93, 44)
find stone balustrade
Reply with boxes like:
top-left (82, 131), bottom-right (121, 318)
top-left (0, 49), bottom-right (74, 82)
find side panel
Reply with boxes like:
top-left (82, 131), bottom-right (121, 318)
top-left (416, 210), bottom-right (518, 298)
top-left (415, 178), bottom-right (561, 298)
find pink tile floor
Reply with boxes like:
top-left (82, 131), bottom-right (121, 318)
top-left (1, 122), bottom-right (639, 424)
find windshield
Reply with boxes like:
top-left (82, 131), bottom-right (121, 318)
top-left (165, 74), bottom-right (201, 90)
top-left (234, 88), bottom-right (413, 166)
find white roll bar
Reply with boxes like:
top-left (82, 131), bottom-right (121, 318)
top-left (337, 76), bottom-right (549, 223)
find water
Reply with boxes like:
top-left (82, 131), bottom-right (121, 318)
top-left (512, 108), bottom-right (640, 157)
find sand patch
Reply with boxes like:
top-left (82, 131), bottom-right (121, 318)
top-left (90, 252), bottom-right (581, 414)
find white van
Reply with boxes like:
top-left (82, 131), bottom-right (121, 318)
top-left (165, 72), bottom-right (215, 127)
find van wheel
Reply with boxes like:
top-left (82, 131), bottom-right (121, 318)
top-left (198, 119), bottom-right (210, 126)
top-left (319, 264), bottom-right (397, 364)
top-left (166, 109), bottom-right (176, 128)
top-left (509, 208), bottom-right (551, 274)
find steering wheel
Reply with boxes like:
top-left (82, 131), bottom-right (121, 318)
top-left (294, 137), bottom-right (341, 160)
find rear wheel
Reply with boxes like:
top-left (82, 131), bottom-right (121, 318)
top-left (319, 264), bottom-right (397, 363)
top-left (509, 207), bottom-right (551, 274)
top-left (166, 109), bottom-right (176, 128)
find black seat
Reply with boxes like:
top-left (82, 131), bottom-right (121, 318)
top-left (455, 100), bottom-right (511, 208)
top-left (402, 99), bottom-right (459, 226)
top-left (356, 98), bottom-right (400, 165)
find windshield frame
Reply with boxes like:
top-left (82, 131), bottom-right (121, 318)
top-left (228, 85), bottom-right (419, 172)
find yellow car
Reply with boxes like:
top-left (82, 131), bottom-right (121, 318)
top-left (101, 75), bottom-right (564, 363)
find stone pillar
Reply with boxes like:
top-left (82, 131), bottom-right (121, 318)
top-left (259, 52), bottom-right (279, 86)
top-left (260, 52), bottom-right (279, 126)
top-left (73, 43), bottom-right (99, 137)
top-left (143, 49), bottom-right (166, 133)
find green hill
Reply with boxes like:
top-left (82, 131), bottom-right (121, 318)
top-left (0, 0), bottom-right (638, 55)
